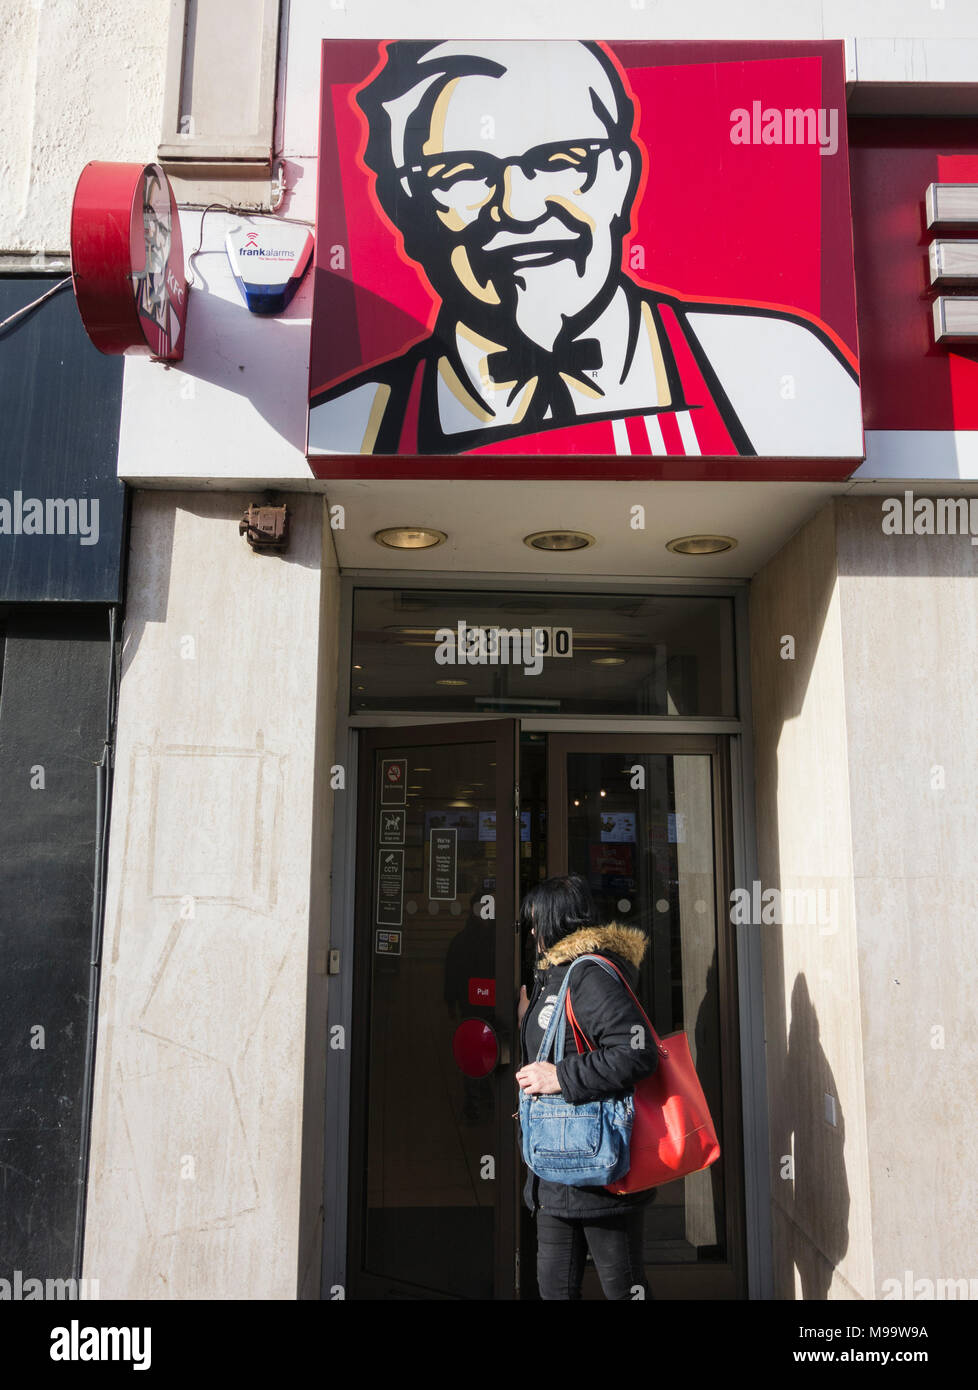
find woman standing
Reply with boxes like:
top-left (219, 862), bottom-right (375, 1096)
top-left (516, 874), bottom-right (660, 1300)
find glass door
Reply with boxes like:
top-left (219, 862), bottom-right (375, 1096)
top-left (543, 734), bottom-right (745, 1299)
top-left (349, 720), bottom-right (520, 1299)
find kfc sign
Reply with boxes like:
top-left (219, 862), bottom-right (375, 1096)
top-left (70, 162), bottom-right (187, 360)
top-left (308, 40), bottom-right (863, 479)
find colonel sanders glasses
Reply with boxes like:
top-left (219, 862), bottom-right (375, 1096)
top-left (399, 139), bottom-right (618, 202)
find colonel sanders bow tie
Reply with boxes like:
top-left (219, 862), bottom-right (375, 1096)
top-left (484, 337), bottom-right (604, 420)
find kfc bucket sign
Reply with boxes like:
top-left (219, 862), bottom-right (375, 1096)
top-left (307, 39), bottom-right (863, 480)
top-left (70, 162), bottom-right (187, 360)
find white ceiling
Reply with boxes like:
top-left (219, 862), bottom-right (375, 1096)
top-left (322, 477), bottom-right (922, 578)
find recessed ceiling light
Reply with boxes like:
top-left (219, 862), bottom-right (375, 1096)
top-left (436, 678), bottom-right (468, 687)
top-left (665, 534), bottom-right (738, 555)
top-left (591, 656), bottom-right (626, 666)
top-left (374, 527), bottom-right (446, 549)
top-left (523, 530), bottom-right (595, 551)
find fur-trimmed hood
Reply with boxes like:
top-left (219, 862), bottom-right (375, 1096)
top-left (537, 922), bottom-right (649, 969)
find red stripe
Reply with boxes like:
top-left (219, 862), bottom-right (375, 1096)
top-left (658, 305), bottom-right (739, 455)
top-left (657, 411), bottom-right (685, 455)
top-left (467, 417), bottom-right (617, 455)
top-left (308, 456), bottom-right (859, 481)
top-left (624, 415), bottom-right (651, 455)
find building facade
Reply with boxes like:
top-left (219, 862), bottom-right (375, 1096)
top-left (3, 0), bottom-right (978, 1301)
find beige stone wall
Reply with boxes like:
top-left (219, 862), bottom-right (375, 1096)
top-left (297, 508), bottom-right (340, 1299)
top-left (1, 0), bottom-right (168, 252)
top-left (83, 492), bottom-right (336, 1298)
top-left (751, 495), bottom-right (978, 1299)
top-left (750, 501), bottom-right (875, 1299)
top-left (835, 497), bottom-right (978, 1296)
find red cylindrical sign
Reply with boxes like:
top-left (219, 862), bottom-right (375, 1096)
top-left (70, 161), bottom-right (187, 360)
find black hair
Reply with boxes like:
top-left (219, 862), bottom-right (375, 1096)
top-left (356, 40), bottom-right (640, 231)
top-left (519, 873), bottom-right (600, 953)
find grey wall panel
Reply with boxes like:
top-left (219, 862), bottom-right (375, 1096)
top-left (0, 606), bottom-right (110, 1280)
top-left (0, 277), bottom-right (126, 603)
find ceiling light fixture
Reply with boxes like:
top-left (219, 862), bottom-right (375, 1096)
top-left (665, 534), bottom-right (738, 555)
top-left (523, 530), bottom-right (595, 552)
top-left (374, 527), bottom-right (447, 550)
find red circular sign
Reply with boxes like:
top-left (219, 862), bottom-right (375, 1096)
top-left (70, 161), bottom-right (187, 360)
top-left (451, 1019), bottom-right (499, 1078)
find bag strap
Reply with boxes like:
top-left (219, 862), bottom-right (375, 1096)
top-left (533, 959), bottom-right (581, 1064)
top-left (534, 954), bottom-right (610, 1064)
top-left (563, 954), bottom-right (670, 1060)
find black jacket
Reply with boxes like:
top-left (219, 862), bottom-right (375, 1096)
top-left (519, 922), bottom-right (660, 1218)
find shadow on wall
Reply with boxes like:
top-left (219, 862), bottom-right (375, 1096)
top-left (118, 492), bottom-right (324, 688)
top-left (174, 283), bottom-right (311, 453)
top-left (749, 499), bottom-right (851, 1299)
top-left (174, 254), bottom-right (431, 457)
top-left (779, 974), bottom-right (850, 1299)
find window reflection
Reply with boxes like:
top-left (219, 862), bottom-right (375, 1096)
top-left (352, 590), bottom-right (736, 717)
top-left (564, 751), bottom-right (725, 1263)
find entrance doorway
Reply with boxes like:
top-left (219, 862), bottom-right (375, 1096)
top-left (346, 720), bottom-right (745, 1299)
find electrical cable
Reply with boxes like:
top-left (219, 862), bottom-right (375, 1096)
top-left (0, 276), bottom-right (72, 335)
top-left (184, 201), bottom-right (314, 288)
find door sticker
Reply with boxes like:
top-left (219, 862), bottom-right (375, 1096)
top-left (428, 827), bottom-right (458, 901)
top-left (379, 808), bottom-right (406, 845)
top-left (380, 757), bottom-right (407, 806)
top-left (376, 848), bottom-right (404, 925)
top-left (375, 929), bottom-right (402, 955)
top-left (468, 978), bottom-right (496, 1007)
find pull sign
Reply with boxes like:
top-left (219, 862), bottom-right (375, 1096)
top-left (225, 225), bottom-right (314, 314)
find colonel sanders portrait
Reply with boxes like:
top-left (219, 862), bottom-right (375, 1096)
top-left (137, 168), bottom-right (172, 333)
top-left (307, 40), bottom-right (861, 458)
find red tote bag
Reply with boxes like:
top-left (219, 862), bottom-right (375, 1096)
top-left (565, 955), bottom-right (721, 1193)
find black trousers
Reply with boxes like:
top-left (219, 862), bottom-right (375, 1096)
top-left (535, 1208), bottom-right (651, 1300)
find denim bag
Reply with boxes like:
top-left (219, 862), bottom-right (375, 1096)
top-left (519, 955), bottom-right (633, 1186)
